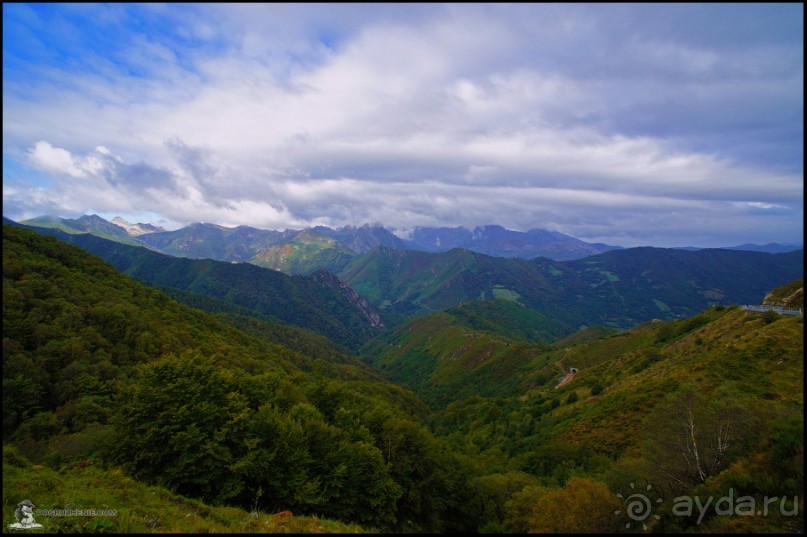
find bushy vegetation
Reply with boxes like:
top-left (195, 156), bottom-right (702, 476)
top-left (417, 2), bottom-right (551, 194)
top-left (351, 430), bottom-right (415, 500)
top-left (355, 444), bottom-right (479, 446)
top-left (376, 301), bottom-right (804, 532)
top-left (763, 277), bottom-right (803, 309)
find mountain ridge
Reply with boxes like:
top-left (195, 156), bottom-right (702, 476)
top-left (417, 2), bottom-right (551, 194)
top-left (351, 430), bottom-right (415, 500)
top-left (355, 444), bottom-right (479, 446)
top-left (16, 215), bottom-right (624, 268)
top-left (111, 216), bottom-right (166, 236)
top-left (10, 222), bottom-right (386, 351)
top-left (337, 244), bottom-right (804, 330)
top-left (10, 216), bottom-right (803, 335)
top-left (15, 215), bottom-right (802, 275)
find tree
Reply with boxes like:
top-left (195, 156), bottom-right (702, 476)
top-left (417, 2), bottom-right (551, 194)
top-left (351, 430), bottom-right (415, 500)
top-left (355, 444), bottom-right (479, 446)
top-left (644, 384), bottom-right (759, 493)
top-left (504, 485), bottom-right (549, 533)
top-left (524, 477), bottom-right (622, 533)
top-left (108, 352), bottom-right (250, 503)
top-left (468, 472), bottom-right (542, 530)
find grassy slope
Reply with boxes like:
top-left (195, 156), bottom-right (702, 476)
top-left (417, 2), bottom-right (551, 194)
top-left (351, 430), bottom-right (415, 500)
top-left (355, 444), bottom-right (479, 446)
top-left (763, 278), bottom-right (803, 309)
top-left (373, 304), bottom-right (802, 460)
top-left (249, 231), bottom-right (355, 275)
top-left (363, 301), bottom-right (567, 407)
top-left (534, 308), bottom-right (802, 455)
top-left (3, 447), bottom-right (369, 533)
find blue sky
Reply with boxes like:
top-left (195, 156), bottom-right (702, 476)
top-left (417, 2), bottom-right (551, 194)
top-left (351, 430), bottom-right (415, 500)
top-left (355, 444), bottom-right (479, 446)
top-left (2, 3), bottom-right (803, 247)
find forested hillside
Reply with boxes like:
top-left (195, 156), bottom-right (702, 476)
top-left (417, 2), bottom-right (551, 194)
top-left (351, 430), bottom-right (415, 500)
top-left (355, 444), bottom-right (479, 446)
top-left (11, 223), bottom-right (385, 351)
top-left (3, 224), bottom-right (803, 533)
top-left (339, 245), bottom-right (803, 329)
top-left (368, 296), bottom-right (803, 531)
top-left (2, 225), bottom-right (479, 532)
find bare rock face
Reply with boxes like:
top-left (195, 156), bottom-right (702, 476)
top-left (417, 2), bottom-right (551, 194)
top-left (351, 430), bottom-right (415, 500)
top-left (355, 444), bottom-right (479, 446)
top-left (310, 270), bottom-right (386, 330)
top-left (112, 216), bottom-right (166, 236)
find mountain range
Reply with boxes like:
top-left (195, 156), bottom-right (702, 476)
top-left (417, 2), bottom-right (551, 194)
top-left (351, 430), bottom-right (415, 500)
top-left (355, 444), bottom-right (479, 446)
top-left (20, 215), bottom-right (622, 269)
top-left (18, 214), bottom-right (802, 276)
top-left (8, 217), bottom-right (803, 340)
top-left (337, 244), bottom-right (804, 329)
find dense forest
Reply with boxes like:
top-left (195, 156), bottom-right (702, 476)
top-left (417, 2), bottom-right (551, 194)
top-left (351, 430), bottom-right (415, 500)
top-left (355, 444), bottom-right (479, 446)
top-left (3, 224), bottom-right (803, 533)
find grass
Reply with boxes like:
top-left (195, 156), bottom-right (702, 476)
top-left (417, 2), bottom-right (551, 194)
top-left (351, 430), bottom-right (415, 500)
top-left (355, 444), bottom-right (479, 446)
top-left (3, 446), bottom-right (372, 534)
top-left (529, 309), bottom-right (804, 455)
top-left (491, 285), bottom-right (521, 302)
top-left (653, 298), bottom-right (670, 312)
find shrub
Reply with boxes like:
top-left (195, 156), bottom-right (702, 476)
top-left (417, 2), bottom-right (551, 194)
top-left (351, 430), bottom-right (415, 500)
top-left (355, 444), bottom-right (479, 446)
top-left (760, 310), bottom-right (779, 325)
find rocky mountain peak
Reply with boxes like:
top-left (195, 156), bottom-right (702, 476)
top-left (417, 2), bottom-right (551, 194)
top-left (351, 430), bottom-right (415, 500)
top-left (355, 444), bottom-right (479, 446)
top-left (112, 216), bottom-right (166, 236)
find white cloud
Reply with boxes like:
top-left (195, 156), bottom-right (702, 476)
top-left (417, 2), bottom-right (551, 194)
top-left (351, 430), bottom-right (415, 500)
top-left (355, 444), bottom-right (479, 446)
top-left (29, 141), bottom-right (84, 178)
top-left (2, 4), bottom-right (803, 247)
top-left (744, 201), bottom-right (788, 210)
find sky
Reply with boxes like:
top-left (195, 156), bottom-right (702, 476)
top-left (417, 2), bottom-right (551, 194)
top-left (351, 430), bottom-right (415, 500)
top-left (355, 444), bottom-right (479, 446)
top-left (2, 3), bottom-right (803, 248)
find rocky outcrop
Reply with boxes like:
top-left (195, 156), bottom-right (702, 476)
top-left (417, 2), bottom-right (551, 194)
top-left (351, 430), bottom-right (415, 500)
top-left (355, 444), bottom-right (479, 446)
top-left (763, 282), bottom-right (804, 310)
top-left (310, 270), bottom-right (386, 330)
top-left (112, 216), bottom-right (166, 236)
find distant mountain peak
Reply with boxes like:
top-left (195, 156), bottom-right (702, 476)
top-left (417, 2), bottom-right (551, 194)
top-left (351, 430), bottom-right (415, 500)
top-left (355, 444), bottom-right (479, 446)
top-left (406, 224), bottom-right (619, 260)
top-left (77, 214), bottom-right (108, 224)
top-left (20, 214), bottom-right (623, 266)
top-left (112, 216), bottom-right (166, 236)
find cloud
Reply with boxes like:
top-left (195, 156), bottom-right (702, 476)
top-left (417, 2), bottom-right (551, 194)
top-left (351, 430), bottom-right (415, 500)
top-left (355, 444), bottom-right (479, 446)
top-left (29, 141), bottom-right (84, 177)
top-left (2, 4), bottom-right (803, 247)
top-left (12, 141), bottom-right (307, 229)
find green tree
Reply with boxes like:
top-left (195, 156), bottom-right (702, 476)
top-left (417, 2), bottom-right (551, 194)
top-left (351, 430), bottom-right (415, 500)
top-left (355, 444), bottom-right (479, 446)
top-left (527, 477), bottom-right (622, 533)
top-left (468, 471), bottom-right (541, 530)
top-left (644, 384), bottom-right (760, 493)
top-left (504, 485), bottom-right (550, 533)
top-left (109, 352), bottom-right (250, 503)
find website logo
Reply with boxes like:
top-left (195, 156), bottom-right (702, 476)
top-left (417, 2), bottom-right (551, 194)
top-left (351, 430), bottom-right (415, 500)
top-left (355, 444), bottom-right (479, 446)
top-left (8, 499), bottom-right (43, 530)
top-left (614, 482), bottom-right (663, 530)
